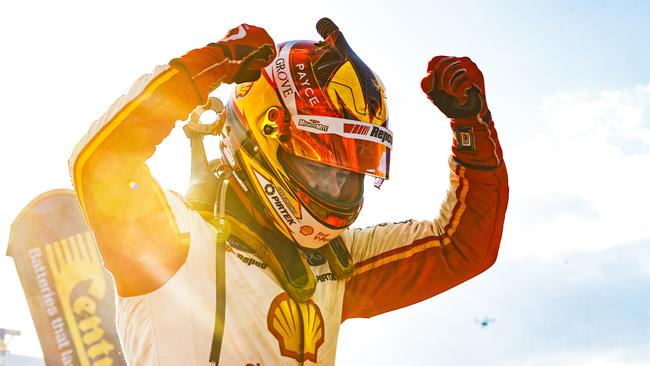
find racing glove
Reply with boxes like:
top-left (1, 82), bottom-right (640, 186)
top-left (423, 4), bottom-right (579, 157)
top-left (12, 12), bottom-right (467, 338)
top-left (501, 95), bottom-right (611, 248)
top-left (171, 24), bottom-right (276, 99)
top-left (421, 56), bottom-right (503, 169)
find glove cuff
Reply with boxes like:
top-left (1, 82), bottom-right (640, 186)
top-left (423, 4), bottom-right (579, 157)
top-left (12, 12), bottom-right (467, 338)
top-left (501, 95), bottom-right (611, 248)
top-left (450, 110), bottom-right (503, 169)
top-left (170, 45), bottom-right (236, 99)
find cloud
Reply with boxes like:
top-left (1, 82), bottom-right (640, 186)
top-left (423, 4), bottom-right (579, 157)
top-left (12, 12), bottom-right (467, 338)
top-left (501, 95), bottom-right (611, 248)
top-left (504, 84), bottom-right (650, 258)
top-left (515, 346), bottom-right (650, 366)
top-left (542, 86), bottom-right (650, 151)
top-left (336, 240), bottom-right (650, 365)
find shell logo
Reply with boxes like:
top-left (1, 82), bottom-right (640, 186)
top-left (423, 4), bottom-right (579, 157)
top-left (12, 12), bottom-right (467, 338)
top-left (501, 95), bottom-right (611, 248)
top-left (267, 292), bottom-right (324, 362)
top-left (300, 225), bottom-right (314, 236)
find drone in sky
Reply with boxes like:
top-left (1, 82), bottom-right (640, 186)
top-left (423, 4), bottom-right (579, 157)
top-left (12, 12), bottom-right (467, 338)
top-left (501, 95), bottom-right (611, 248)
top-left (474, 317), bottom-right (496, 329)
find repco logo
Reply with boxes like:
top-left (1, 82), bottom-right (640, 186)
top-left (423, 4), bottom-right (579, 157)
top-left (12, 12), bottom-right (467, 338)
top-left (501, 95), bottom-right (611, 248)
top-left (370, 126), bottom-right (393, 145)
top-left (344, 123), bottom-right (393, 146)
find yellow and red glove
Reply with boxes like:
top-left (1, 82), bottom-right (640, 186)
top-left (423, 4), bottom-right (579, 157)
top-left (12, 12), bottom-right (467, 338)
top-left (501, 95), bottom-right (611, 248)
top-left (171, 24), bottom-right (276, 99)
top-left (421, 56), bottom-right (502, 169)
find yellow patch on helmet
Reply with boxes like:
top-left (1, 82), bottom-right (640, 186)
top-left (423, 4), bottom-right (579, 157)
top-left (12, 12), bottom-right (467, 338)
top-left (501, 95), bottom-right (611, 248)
top-left (326, 61), bottom-right (387, 124)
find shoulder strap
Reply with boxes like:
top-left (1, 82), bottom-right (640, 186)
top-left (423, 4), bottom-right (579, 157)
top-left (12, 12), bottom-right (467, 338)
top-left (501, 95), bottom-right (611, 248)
top-left (209, 217), bottom-right (227, 365)
top-left (226, 213), bottom-right (317, 302)
top-left (191, 210), bottom-right (228, 366)
top-left (182, 96), bottom-right (230, 364)
top-left (193, 184), bottom-right (230, 365)
top-left (319, 237), bottom-right (355, 280)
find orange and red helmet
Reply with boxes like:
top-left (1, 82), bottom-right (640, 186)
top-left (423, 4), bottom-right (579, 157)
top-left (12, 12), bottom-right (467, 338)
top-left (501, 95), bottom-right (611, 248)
top-left (220, 20), bottom-right (392, 248)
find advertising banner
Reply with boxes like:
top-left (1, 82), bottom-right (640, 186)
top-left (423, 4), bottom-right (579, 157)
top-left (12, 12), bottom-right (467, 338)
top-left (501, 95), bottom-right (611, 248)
top-left (7, 189), bottom-right (126, 366)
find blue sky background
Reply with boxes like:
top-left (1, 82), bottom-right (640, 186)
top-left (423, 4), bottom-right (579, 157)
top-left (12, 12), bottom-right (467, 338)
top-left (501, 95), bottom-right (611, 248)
top-left (1, 0), bottom-right (649, 364)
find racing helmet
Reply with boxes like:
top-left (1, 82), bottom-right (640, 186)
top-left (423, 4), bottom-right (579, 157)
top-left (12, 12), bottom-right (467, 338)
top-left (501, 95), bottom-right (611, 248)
top-left (219, 19), bottom-right (392, 248)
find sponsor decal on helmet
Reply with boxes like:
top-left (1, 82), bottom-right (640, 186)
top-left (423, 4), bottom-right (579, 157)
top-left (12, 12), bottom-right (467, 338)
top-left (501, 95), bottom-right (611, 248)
top-left (314, 232), bottom-right (330, 242)
top-left (293, 115), bottom-right (393, 149)
top-left (275, 184), bottom-right (299, 217)
top-left (270, 42), bottom-right (298, 114)
top-left (300, 225), bottom-right (314, 236)
top-left (255, 170), bottom-right (300, 231)
top-left (295, 63), bottom-right (321, 107)
top-left (343, 123), bottom-right (370, 135)
top-left (344, 122), bottom-right (393, 145)
top-left (298, 118), bottom-right (329, 132)
top-left (275, 58), bottom-right (294, 99)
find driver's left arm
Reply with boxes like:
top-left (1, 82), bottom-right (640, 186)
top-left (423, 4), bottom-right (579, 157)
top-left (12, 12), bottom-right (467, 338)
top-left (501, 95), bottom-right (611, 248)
top-left (340, 158), bottom-right (507, 320)
top-left (340, 55), bottom-right (508, 321)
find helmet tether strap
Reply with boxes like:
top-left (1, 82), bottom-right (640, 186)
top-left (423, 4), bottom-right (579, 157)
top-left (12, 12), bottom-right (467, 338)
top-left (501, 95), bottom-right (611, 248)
top-left (208, 173), bottom-right (230, 365)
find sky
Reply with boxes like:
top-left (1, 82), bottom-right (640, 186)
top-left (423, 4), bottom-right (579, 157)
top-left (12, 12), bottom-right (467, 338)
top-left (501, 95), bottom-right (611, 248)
top-left (1, 0), bottom-right (649, 365)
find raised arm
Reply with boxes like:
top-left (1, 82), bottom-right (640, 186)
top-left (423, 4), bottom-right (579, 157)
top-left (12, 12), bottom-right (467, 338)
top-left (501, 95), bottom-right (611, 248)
top-left (69, 24), bottom-right (275, 296)
top-left (341, 56), bottom-right (508, 320)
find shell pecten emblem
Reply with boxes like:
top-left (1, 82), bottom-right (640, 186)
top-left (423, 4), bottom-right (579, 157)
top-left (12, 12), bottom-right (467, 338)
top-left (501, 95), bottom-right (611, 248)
top-left (267, 292), bottom-right (325, 362)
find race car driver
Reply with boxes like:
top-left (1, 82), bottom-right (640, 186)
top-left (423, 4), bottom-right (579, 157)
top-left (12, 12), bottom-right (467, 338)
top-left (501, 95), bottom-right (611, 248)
top-left (69, 19), bottom-right (508, 365)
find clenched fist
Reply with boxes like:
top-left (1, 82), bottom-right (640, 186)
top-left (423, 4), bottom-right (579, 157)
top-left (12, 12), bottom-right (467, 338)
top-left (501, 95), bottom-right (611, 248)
top-left (171, 24), bottom-right (276, 98)
top-left (421, 56), bottom-right (488, 119)
top-left (211, 24), bottom-right (277, 84)
top-left (421, 56), bottom-right (502, 169)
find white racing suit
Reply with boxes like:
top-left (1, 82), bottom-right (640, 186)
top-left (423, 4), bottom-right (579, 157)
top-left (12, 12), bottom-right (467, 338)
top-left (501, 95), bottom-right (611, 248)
top-left (70, 64), bottom-right (508, 365)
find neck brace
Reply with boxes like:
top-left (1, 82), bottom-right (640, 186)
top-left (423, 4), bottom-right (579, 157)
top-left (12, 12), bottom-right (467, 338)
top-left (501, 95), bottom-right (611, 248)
top-left (195, 185), bottom-right (355, 303)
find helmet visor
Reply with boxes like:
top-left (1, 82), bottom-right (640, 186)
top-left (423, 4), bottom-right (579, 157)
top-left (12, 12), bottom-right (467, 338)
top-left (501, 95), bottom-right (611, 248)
top-left (279, 150), bottom-right (364, 205)
top-left (278, 114), bottom-right (392, 179)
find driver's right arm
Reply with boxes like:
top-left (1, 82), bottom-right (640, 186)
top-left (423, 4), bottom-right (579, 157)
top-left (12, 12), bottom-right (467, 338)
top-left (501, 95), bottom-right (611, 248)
top-left (68, 24), bottom-right (276, 296)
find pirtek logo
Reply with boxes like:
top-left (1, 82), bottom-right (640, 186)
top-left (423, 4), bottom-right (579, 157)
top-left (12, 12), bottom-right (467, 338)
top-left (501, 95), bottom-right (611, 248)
top-left (264, 183), bottom-right (296, 225)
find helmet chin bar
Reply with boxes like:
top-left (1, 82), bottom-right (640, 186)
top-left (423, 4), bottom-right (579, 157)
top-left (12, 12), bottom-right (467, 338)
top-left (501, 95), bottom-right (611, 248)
top-left (246, 160), bottom-right (350, 249)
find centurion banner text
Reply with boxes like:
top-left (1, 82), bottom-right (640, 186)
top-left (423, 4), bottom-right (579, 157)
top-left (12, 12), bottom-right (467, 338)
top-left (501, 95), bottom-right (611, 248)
top-left (7, 189), bottom-right (126, 366)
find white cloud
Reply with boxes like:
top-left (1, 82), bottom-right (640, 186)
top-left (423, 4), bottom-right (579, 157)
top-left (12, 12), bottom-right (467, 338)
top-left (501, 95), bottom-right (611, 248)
top-left (543, 86), bottom-right (650, 145)
top-left (517, 347), bottom-right (650, 366)
top-left (504, 85), bottom-right (650, 258)
top-left (337, 240), bottom-right (650, 365)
